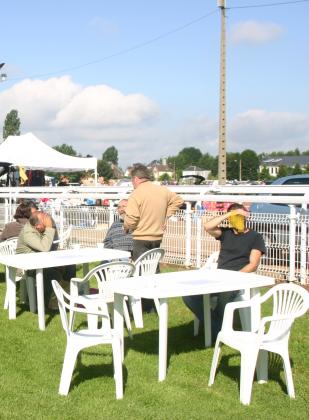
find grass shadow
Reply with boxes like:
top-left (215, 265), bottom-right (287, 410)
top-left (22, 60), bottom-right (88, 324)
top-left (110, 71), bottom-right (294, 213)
top-left (212, 352), bottom-right (292, 395)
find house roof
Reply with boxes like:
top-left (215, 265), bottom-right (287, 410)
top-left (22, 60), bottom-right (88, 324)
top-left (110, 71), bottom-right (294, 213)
top-left (261, 156), bottom-right (309, 167)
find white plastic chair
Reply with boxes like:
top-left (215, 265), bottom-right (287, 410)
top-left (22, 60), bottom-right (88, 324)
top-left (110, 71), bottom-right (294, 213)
top-left (70, 261), bottom-right (135, 338)
top-left (208, 283), bottom-right (309, 405)
top-left (130, 248), bottom-right (165, 328)
top-left (53, 225), bottom-right (72, 249)
top-left (51, 280), bottom-right (123, 398)
top-left (1, 238), bottom-right (36, 312)
top-left (194, 251), bottom-right (252, 336)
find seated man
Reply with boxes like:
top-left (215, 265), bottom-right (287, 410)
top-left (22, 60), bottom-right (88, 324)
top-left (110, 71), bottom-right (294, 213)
top-left (183, 203), bottom-right (266, 341)
top-left (103, 199), bottom-right (133, 255)
top-left (16, 211), bottom-right (63, 309)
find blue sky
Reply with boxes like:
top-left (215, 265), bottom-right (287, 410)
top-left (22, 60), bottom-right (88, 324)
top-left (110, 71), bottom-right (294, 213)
top-left (1, 0), bottom-right (309, 169)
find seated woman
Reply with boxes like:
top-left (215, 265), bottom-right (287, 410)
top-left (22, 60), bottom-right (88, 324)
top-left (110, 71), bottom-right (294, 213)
top-left (0, 202), bottom-right (36, 241)
top-left (183, 203), bottom-right (266, 342)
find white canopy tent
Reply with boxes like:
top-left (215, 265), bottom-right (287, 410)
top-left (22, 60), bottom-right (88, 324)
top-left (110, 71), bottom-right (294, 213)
top-left (0, 132), bottom-right (97, 180)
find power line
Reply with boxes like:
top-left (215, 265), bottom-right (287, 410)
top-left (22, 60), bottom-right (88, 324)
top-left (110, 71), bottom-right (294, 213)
top-left (229, 0), bottom-right (309, 10)
top-left (7, 9), bottom-right (218, 82)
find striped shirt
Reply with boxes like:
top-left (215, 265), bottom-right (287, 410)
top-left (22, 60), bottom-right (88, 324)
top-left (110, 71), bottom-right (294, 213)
top-left (103, 220), bottom-right (133, 253)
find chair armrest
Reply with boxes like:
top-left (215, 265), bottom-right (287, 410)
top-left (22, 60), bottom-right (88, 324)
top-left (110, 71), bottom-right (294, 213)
top-left (221, 298), bottom-right (256, 332)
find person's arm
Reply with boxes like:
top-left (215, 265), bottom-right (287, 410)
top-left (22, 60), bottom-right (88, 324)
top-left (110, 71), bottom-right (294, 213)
top-left (203, 208), bottom-right (248, 239)
top-left (239, 249), bottom-right (262, 273)
top-left (202, 213), bottom-right (229, 239)
top-left (123, 197), bottom-right (140, 232)
top-left (166, 192), bottom-right (184, 218)
top-left (23, 227), bottom-right (55, 252)
top-left (103, 225), bottom-right (114, 249)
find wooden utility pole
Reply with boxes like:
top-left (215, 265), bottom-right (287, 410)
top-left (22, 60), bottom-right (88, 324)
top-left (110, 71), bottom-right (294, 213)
top-left (218, 0), bottom-right (226, 185)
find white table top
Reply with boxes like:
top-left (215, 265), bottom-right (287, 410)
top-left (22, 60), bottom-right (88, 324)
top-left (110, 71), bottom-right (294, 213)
top-left (112, 268), bottom-right (275, 299)
top-left (0, 247), bottom-right (130, 270)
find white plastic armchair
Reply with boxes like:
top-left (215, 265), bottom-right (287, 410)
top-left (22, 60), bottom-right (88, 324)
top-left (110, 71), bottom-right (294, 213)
top-left (70, 261), bottom-right (135, 338)
top-left (51, 280), bottom-right (123, 398)
top-left (53, 225), bottom-right (72, 249)
top-left (130, 248), bottom-right (165, 328)
top-left (1, 238), bottom-right (36, 312)
top-left (208, 283), bottom-right (309, 405)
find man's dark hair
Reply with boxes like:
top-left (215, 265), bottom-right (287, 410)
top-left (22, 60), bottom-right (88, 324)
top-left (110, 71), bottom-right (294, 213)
top-left (13, 203), bottom-right (32, 220)
top-left (227, 203), bottom-right (245, 212)
top-left (130, 164), bottom-right (151, 180)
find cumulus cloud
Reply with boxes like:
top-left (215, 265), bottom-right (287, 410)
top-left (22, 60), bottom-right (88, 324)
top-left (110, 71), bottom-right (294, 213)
top-left (0, 76), bottom-right (159, 166)
top-left (229, 109), bottom-right (309, 152)
top-left (231, 21), bottom-right (283, 44)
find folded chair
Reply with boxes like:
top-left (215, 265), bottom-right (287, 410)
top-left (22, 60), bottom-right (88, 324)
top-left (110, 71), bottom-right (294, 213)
top-left (52, 280), bottom-right (123, 398)
top-left (208, 283), bottom-right (309, 405)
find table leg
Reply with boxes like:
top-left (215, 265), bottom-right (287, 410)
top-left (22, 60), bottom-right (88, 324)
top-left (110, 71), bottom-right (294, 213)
top-left (158, 298), bottom-right (168, 382)
top-left (203, 294), bottom-right (212, 347)
top-left (36, 269), bottom-right (45, 331)
top-left (8, 267), bottom-right (17, 319)
top-left (114, 293), bottom-right (125, 361)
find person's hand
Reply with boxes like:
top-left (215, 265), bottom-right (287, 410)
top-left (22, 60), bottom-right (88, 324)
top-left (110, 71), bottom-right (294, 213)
top-left (43, 214), bottom-right (53, 228)
top-left (230, 208), bottom-right (248, 218)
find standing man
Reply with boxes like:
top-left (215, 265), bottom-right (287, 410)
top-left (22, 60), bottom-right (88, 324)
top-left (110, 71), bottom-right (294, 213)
top-left (103, 199), bottom-right (133, 255)
top-left (124, 164), bottom-right (183, 312)
top-left (124, 164), bottom-right (184, 260)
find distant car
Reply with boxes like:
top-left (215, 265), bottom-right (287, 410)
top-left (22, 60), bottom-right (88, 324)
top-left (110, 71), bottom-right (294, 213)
top-left (250, 174), bottom-right (309, 215)
top-left (250, 175), bottom-right (309, 264)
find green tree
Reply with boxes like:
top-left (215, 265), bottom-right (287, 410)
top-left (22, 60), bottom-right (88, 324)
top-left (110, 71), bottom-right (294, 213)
top-left (53, 144), bottom-right (77, 156)
top-left (240, 149), bottom-right (259, 181)
top-left (258, 166), bottom-right (273, 181)
top-left (97, 159), bottom-right (113, 180)
top-left (277, 165), bottom-right (289, 178)
top-left (292, 163), bottom-right (303, 175)
top-left (3, 109), bottom-right (21, 139)
top-left (226, 152), bottom-right (241, 180)
top-left (174, 147), bottom-right (203, 172)
top-left (103, 146), bottom-right (118, 165)
top-left (159, 173), bottom-right (171, 182)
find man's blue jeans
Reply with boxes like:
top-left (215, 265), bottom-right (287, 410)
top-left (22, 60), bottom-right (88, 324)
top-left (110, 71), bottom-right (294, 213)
top-left (183, 290), bottom-right (241, 341)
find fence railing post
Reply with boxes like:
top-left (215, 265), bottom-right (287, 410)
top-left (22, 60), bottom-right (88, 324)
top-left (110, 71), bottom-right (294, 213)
top-left (288, 205), bottom-right (296, 282)
top-left (196, 202), bottom-right (202, 268)
top-left (185, 201), bottom-right (192, 267)
top-left (300, 205), bottom-right (307, 285)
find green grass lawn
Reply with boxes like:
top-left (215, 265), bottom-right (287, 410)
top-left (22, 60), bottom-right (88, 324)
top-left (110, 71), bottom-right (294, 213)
top-left (0, 264), bottom-right (308, 420)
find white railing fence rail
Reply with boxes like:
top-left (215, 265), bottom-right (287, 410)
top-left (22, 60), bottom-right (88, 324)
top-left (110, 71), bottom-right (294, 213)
top-left (0, 185), bottom-right (308, 285)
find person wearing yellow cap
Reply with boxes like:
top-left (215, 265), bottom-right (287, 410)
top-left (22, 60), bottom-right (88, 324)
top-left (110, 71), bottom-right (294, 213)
top-left (183, 202), bottom-right (266, 342)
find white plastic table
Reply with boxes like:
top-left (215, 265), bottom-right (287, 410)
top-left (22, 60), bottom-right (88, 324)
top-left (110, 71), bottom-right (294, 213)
top-left (113, 268), bottom-right (275, 381)
top-left (0, 247), bottom-right (130, 330)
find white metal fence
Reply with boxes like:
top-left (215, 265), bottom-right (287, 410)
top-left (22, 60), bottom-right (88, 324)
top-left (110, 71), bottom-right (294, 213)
top-left (0, 185), bottom-right (308, 284)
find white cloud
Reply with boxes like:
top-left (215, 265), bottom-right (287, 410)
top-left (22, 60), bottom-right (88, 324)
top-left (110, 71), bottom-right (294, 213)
top-left (0, 76), bottom-right (159, 167)
top-left (1, 77), bottom-right (308, 169)
top-left (229, 109), bottom-right (309, 152)
top-left (231, 21), bottom-right (283, 44)
top-left (181, 110), bottom-right (309, 156)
